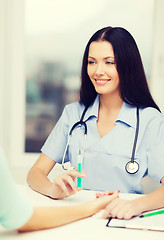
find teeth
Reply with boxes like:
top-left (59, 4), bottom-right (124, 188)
top-left (95, 79), bottom-right (110, 83)
top-left (96, 80), bottom-right (107, 83)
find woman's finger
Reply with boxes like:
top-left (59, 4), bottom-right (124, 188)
top-left (62, 175), bottom-right (78, 193)
top-left (54, 178), bottom-right (70, 197)
top-left (68, 169), bottom-right (86, 180)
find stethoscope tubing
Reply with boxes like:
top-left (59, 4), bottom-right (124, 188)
top-left (125, 106), bottom-right (139, 174)
top-left (61, 110), bottom-right (88, 170)
top-left (62, 105), bottom-right (140, 174)
top-left (131, 107), bottom-right (139, 163)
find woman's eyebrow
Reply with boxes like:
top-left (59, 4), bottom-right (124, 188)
top-left (88, 56), bottom-right (114, 59)
top-left (104, 56), bottom-right (115, 59)
top-left (88, 56), bottom-right (96, 59)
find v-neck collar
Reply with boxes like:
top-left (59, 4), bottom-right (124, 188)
top-left (116, 102), bottom-right (137, 128)
top-left (82, 95), bottom-right (99, 122)
top-left (83, 95), bottom-right (137, 129)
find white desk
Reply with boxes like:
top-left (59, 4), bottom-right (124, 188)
top-left (0, 185), bottom-right (164, 240)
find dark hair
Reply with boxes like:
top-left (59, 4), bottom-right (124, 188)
top-left (80, 26), bottom-right (160, 112)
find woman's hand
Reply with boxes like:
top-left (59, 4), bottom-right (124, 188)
top-left (49, 169), bottom-right (86, 199)
top-left (102, 198), bottom-right (143, 219)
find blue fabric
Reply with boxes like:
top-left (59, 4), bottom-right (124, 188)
top-left (0, 148), bottom-right (33, 230)
top-left (41, 95), bottom-right (164, 194)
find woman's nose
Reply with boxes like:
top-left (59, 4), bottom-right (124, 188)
top-left (95, 63), bottom-right (105, 75)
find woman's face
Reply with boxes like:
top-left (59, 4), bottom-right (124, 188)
top-left (87, 41), bottom-right (120, 97)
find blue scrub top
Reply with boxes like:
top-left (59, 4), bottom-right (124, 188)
top-left (0, 148), bottom-right (33, 230)
top-left (41, 95), bottom-right (164, 194)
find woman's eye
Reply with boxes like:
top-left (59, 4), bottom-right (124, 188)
top-left (106, 61), bottom-right (114, 65)
top-left (88, 61), bottom-right (95, 64)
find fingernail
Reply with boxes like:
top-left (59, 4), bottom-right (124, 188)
top-left (96, 193), bottom-right (102, 198)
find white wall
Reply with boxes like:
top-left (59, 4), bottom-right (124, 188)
top-left (0, 0), bottom-right (39, 169)
top-left (0, 0), bottom-right (9, 154)
top-left (151, 0), bottom-right (164, 112)
top-left (0, 0), bottom-right (24, 157)
top-left (141, 0), bottom-right (164, 193)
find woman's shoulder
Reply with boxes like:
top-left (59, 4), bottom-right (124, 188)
top-left (140, 106), bottom-right (163, 118)
top-left (140, 106), bottom-right (164, 127)
top-left (65, 101), bottom-right (84, 112)
top-left (63, 101), bottom-right (85, 121)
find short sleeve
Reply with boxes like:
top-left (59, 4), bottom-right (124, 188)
top-left (41, 105), bottom-right (70, 163)
top-left (0, 148), bottom-right (33, 230)
top-left (146, 113), bottom-right (164, 182)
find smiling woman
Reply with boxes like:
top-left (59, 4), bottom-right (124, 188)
top-left (27, 26), bottom-right (164, 223)
top-left (87, 41), bottom-right (120, 97)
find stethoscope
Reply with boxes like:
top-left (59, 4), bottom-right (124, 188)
top-left (61, 106), bottom-right (140, 174)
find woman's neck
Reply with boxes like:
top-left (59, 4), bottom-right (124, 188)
top-left (99, 94), bottom-right (123, 114)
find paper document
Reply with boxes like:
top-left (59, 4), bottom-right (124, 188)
top-left (107, 212), bottom-right (164, 232)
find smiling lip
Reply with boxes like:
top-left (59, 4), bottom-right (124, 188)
top-left (94, 78), bottom-right (111, 86)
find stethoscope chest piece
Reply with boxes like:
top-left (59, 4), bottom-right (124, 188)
top-left (125, 161), bottom-right (139, 174)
